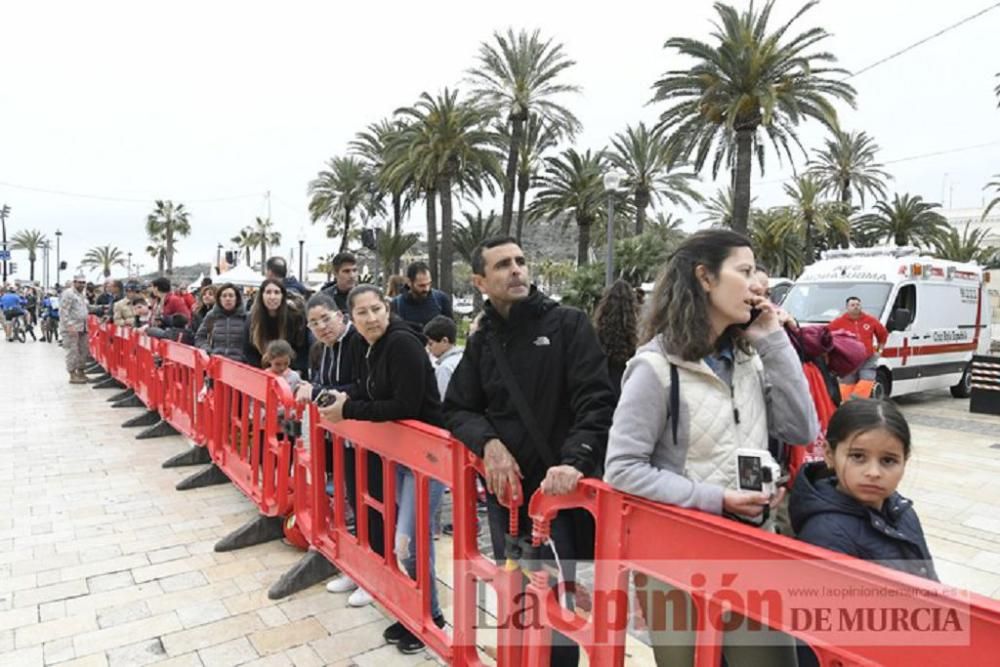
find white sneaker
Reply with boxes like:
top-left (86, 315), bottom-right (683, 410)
top-left (326, 575), bottom-right (358, 594)
top-left (347, 587), bottom-right (374, 607)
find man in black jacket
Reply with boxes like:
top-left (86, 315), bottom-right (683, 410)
top-left (319, 252), bottom-right (358, 315)
top-left (443, 237), bottom-right (615, 666)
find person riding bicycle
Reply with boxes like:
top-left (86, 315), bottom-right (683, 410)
top-left (41, 292), bottom-right (61, 341)
top-left (1, 286), bottom-right (27, 342)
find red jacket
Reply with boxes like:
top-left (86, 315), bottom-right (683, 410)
top-left (161, 292), bottom-right (192, 323)
top-left (828, 312), bottom-right (888, 356)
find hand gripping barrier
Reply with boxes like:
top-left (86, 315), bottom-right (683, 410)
top-left (521, 480), bottom-right (1000, 667)
top-left (201, 356), bottom-right (298, 551)
top-left (272, 404), bottom-right (527, 666)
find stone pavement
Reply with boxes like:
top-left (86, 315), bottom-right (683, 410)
top-left (3, 340), bottom-right (1000, 666)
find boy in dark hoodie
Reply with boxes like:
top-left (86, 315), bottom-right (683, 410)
top-left (790, 399), bottom-right (937, 581)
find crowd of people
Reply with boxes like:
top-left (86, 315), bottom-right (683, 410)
top-left (29, 232), bottom-right (936, 665)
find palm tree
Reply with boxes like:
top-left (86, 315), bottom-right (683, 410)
top-left (308, 156), bottom-right (370, 253)
top-left (609, 122), bottom-right (703, 235)
top-left (82, 245), bottom-right (126, 278)
top-left (231, 227), bottom-right (257, 265)
top-left (750, 208), bottom-right (804, 278)
top-left (934, 221), bottom-right (997, 264)
top-left (467, 28), bottom-right (582, 235)
top-left (389, 89), bottom-right (503, 295)
top-left (984, 175), bottom-right (1000, 220)
top-left (783, 175), bottom-right (850, 262)
top-left (375, 230), bottom-right (420, 277)
top-left (146, 240), bottom-right (166, 275)
top-left (454, 210), bottom-right (501, 265)
top-left (145, 200), bottom-right (191, 276)
top-left (501, 114), bottom-right (562, 243)
top-left (251, 217), bottom-right (281, 274)
top-left (808, 129), bottom-right (890, 208)
top-left (530, 148), bottom-right (607, 266)
top-left (10, 229), bottom-right (47, 282)
top-left (700, 187), bottom-right (744, 228)
top-left (652, 0), bottom-right (856, 233)
top-left (853, 194), bottom-right (949, 248)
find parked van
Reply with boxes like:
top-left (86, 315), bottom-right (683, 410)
top-left (782, 247), bottom-right (990, 399)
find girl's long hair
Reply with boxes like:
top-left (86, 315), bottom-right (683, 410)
top-left (640, 229), bottom-right (753, 361)
top-left (249, 279), bottom-right (305, 355)
top-left (593, 279), bottom-right (639, 368)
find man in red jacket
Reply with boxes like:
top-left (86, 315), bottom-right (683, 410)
top-left (828, 296), bottom-right (888, 400)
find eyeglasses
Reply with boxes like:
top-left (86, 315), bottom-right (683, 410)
top-left (307, 313), bottom-right (340, 329)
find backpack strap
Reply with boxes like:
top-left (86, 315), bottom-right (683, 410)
top-left (633, 351), bottom-right (680, 446)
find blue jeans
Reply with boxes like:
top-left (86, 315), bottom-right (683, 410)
top-left (395, 465), bottom-right (445, 619)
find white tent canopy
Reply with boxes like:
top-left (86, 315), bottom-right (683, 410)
top-left (187, 273), bottom-right (205, 293)
top-left (216, 264), bottom-right (264, 288)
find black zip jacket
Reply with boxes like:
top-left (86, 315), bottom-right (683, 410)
top-left (343, 318), bottom-right (444, 427)
top-left (444, 287), bottom-right (615, 489)
top-left (309, 325), bottom-right (360, 398)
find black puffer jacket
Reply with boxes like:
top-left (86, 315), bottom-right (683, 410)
top-left (444, 287), bottom-right (615, 492)
top-left (343, 317), bottom-right (444, 428)
top-left (195, 302), bottom-right (249, 362)
top-left (790, 461), bottom-right (938, 581)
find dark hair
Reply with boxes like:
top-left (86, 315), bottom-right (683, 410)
top-left (347, 284), bottom-right (385, 311)
top-left (640, 229), bottom-right (753, 360)
top-left (249, 279), bottom-right (305, 354)
top-left (305, 292), bottom-right (338, 313)
top-left (846, 296), bottom-right (861, 305)
top-left (593, 280), bottom-right (639, 369)
top-left (266, 257), bottom-right (288, 279)
top-left (407, 261), bottom-right (431, 283)
top-left (826, 399), bottom-right (911, 458)
top-left (152, 277), bottom-right (171, 294)
top-left (471, 236), bottom-right (519, 276)
top-left (111, 280), bottom-right (124, 293)
top-left (423, 315), bottom-right (457, 343)
top-left (200, 284), bottom-right (218, 299)
top-left (169, 313), bottom-right (189, 328)
top-left (754, 263), bottom-right (771, 276)
top-left (201, 277), bottom-right (213, 287)
top-left (386, 275), bottom-right (408, 299)
top-left (131, 297), bottom-right (148, 307)
top-left (264, 338), bottom-right (295, 365)
top-left (215, 283), bottom-right (243, 310)
top-left (332, 252), bottom-right (357, 271)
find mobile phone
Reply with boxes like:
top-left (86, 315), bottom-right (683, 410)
top-left (315, 390), bottom-right (336, 407)
top-left (740, 307), bottom-right (762, 330)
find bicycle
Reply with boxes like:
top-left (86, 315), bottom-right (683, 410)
top-left (42, 315), bottom-right (60, 343)
top-left (9, 314), bottom-right (27, 343)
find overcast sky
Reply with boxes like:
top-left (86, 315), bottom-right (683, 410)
top-left (1, 0), bottom-right (997, 282)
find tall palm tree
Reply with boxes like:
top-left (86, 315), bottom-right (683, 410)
top-left (146, 240), bottom-right (166, 275)
top-left (145, 200), bottom-right (191, 276)
top-left (251, 217), bottom-right (281, 274)
top-left (783, 175), bottom-right (850, 262)
top-left (82, 245), bottom-right (126, 278)
top-left (530, 148), bottom-right (607, 266)
top-left (699, 187), bottom-right (744, 228)
top-left (231, 227), bottom-right (257, 265)
top-left (808, 129), bottom-right (890, 208)
top-left (984, 175), bottom-right (1000, 220)
top-left (933, 221), bottom-right (997, 264)
top-left (454, 210), bottom-right (501, 265)
top-left (609, 122), bottom-right (703, 235)
top-left (853, 194), bottom-right (949, 248)
top-left (389, 89), bottom-right (503, 295)
top-left (10, 229), bottom-right (47, 282)
top-left (652, 0), bottom-right (856, 233)
top-left (750, 207), bottom-right (804, 278)
top-left (308, 156), bottom-right (370, 253)
top-left (467, 28), bottom-right (582, 235)
top-left (375, 230), bottom-right (420, 277)
top-left (500, 114), bottom-right (562, 244)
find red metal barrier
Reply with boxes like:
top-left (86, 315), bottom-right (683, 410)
top-left (158, 339), bottom-right (210, 443)
top-left (86, 315), bottom-right (100, 359)
top-left (208, 356), bottom-right (297, 517)
top-left (131, 332), bottom-right (162, 413)
top-left (306, 405), bottom-right (526, 666)
top-left (520, 480), bottom-right (1000, 667)
top-left (108, 325), bottom-right (134, 388)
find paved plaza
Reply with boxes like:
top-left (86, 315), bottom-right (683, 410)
top-left (2, 341), bottom-right (999, 666)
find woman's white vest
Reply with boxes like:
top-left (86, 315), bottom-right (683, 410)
top-left (636, 339), bottom-right (770, 490)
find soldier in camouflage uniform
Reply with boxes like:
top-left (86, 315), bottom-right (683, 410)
top-left (60, 274), bottom-right (90, 384)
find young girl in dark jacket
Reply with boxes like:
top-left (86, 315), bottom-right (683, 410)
top-left (790, 399), bottom-right (937, 581)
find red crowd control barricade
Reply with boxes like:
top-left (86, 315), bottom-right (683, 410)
top-left (306, 406), bottom-right (526, 666)
top-left (108, 325), bottom-right (134, 388)
top-left (520, 480), bottom-right (1000, 667)
top-left (131, 332), bottom-right (163, 413)
top-left (158, 339), bottom-right (210, 443)
top-left (86, 315), bottom-right (101, 359)
top-left (208, 356), bottom-right (297, 518)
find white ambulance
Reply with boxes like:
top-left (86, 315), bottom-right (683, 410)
top-left (782, 247), bottom-right (991, 399)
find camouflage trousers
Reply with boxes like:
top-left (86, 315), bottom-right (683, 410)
top-left (63, 331), bottom-right (88, 373)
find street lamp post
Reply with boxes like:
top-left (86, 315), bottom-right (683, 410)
top-left (216, 244), bottom-right (223, 275)
top-left (55, 230), bottom-right (63, 288)
top-left (603, 170), bottom-right (625, 287)
top-left (297, 229), bottom-right (306, 281)
top-left (127, 251), bottom-right (133, 277)
top-left (0, 204), bottom-right (11, 284)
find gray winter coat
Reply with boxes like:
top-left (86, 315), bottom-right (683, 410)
top-left (195, 303), bottom-right (249, 362)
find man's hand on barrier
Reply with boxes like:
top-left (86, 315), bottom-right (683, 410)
top-left (723, 489), bottom-right (771, 519)
top-left (484, 439), bottom-right (521, 502)
top-left (317, 390), bottom-right (349, 423)
top-left (769, 486), bottom-right (787, 509)
top-left (540, 465), bottom-right (583, 496)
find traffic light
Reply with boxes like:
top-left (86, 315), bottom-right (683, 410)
top-left (8, 262), bottom-right (17, 274)
top-left (59, 261), bottom-right (67, 270)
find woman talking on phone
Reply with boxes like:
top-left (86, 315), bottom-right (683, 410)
top-left (604, 229), bottom-right (817, 667)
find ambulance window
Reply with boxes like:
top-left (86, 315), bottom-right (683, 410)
top-left (891, 285), bottom-right (916, 323)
